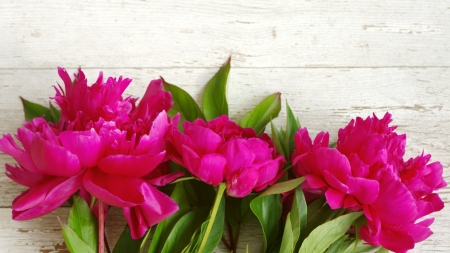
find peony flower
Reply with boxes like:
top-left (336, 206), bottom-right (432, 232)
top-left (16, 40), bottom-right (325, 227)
top-left (292, 113), bottom-right (446, 252)
top-left (0, 117), bottom-right (94, 219)
top-left (54, 67), bottom-right (133, 131)
top-left (168, 115), bottom-right (285, 198)
top-left (1, 69), bottom-right (181, 238)
top-left (292, 128), bottom-right (379, 210)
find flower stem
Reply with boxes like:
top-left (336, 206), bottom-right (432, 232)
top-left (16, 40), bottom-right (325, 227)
top-left (198, 183), bottom-right (226, 253)
top-left (98, 199), bottom-right (105, 253)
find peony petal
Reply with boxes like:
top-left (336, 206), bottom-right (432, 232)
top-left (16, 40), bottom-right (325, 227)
top-left (5, 164), bottom-right (50, 188)
top-left (254, 156), bottom-right (285, 190)
top-left (130, 79), bottom-right (173, 123)
top-left (347, 153), bottom-right (369, 178)
top-left (197, 153), bottom-right (226, 186)
top-left (82, 167), bottom-right (144, 207)
top-left (378, 227), bottom-right (415, 253)
top-left (246, 138), bottom-right (272, 161)
top-left (0, 134), bottom-right (41, 174)
top-left (146, 172), bottom-right (185, 187)
top-left (98, 151), bottom-right (165, 178)
top-left (315, 148), bottom-right (351, 183)
top-left (30, 135), bottom-right (82, 177)
top-left (220, 139), bottom-right (255, 175)
top-left (312, 131), bottom-right (330, 149)
top-left (59, 129), bottom-right (103, 168)
top-left (305, 174), bottom-right (327, 189)
top-left (415, 193), bottom-right (444, 218)
top-left (358, 134), bottom-right (387, 166)
top-left (184, 125), bottom-right (222, 155)
top-left (293, 128), bottom-right (313, 156)
top-left (372, 170), bottom-right (417, 224)
top-left (123, 182), bottom-right (179, 239)
top-left (323, 170), bottom-right (349, 194)
top-left (347, 177), bottom-right (379, 205)
top-left (181, 145), bottom-right (202, 176)
top-left (226, 168), bottom-right (259, 198)
top-left (325, 188), bottom-right (346, 209)
top-left (12, 171), bottom-right (84, 220)
top-left (133, 111), bottom-right (170, 155)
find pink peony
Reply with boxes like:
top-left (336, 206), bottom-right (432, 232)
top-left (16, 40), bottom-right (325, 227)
top-left (54, 67), bottom-right (133, 131)
top-left (1, 69), bottom-right (181, 238)
top-left (168, 115), bottom-right (285, 198)
top-left (292, 113), bottom-right (446, 252)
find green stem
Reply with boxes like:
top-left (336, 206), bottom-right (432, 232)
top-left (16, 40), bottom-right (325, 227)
top-left (198, 183), bottom-right (226, 253)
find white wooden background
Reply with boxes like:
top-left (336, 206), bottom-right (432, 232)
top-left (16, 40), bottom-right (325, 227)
top-left (1, 1), bottom-right (449, 252)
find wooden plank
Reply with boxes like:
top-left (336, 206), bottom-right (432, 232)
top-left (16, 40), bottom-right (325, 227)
top-left (0, 67), bottom-right (449, 252)
top-left (0, 0), bottom-right (450, 68)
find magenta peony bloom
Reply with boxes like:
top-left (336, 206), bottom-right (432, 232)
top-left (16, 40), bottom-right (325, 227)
top-left (292, 113), bottom-right (446, 252)
top-left (54, 67), bottom-right (133, 131)
top-left (0, 117), bottom-right (91, 220)
top-left (1, 69), bottom-right (181, 238)
top-left (168, 115), bottom-right (285, 198)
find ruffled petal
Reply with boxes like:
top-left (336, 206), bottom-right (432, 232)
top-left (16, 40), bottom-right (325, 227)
top-left (197, 153), bottom-right (226, 185)
top-left (5, 164), bottom-right (50, 188)
top-left (220, 139), bottom-right (254, 175)
top-left (98, 151), bottom-right (165, 178)
top-left (30, 135), bottom-right (82, 177)
top-left (59, 129), bottom-right (103, 168)
top-left (226, 168), bottom-right (259, 198)
top-left (82, 167), bottom-right (144, 207)
top-left (123, 182), bottom-right (179, 239)
top-left (12, 171), bottom-right (84, 220)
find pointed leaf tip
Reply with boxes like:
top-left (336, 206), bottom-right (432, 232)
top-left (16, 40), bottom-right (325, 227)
top-left (203, 59), bottom-right (231, 120)
top-left (239, 93), bottom-right (282, 135)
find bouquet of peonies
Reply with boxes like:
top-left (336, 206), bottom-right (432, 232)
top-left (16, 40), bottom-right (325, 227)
top-left (0, 59), bottom-right (446, 253)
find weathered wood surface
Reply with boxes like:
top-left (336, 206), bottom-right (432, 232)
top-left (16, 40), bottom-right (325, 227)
top-left (0, 0), bottom-right (449, 252)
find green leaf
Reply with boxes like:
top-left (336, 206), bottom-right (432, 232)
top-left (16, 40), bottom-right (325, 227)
top-left (49, 102), bottom-right (61, 123)
top-left (271, 122), bottom-right (286, 157)
top-left (291, 187), bottom-right (307, 252)
top-left (59, 220), bottom-right (96, 253)
top-left (284, 102), bottom-right (300, 160)
top-left (162, 78), bottom-right (205, 122)
top-left (280, 213), bottom-right (294, 253)
top-left (197, 183), bottom-right (226, 253)
top-left (325, 235), bottom-right (348, 253)
top-left (341, 240), bottom-right (380, 253)
top-left (112, 225), bottom-right (144, 253)
top-left (161, 207), bottom-right (210, 253)
top-left (203, 58), bottom-right (231, 120)
top-left (352, 215), bottom-right (367, 248)
top-left (68, 195), bottom-right (98, 251)
top-left (149, 182), bottom-right (191, 253)
top-left (20, 97), bottom-right (55, 123)
top-left (250, 194), bottom-right (282, 252)
top-left (183, 180), bottom-right (216, 208)
top-left (239, 93), bottom-right (281, 135)
top-left (375, 247), bottom-right (389, 253)
top-left (299, 212), bottom-right (364, 253)
top-left (304, 204), bottom-right (339, 239)
top-left (258, 177), bottom-right (305, 198)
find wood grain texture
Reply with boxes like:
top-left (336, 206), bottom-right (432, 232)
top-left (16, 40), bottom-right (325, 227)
top-left (0, 0), bottom-right (449, 252)
top-left (1, 0), bottom-right (450, 68)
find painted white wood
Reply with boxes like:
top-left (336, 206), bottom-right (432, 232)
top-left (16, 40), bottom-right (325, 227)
top-left (0, 0), bottom-right (449, 252)
top-left (0, 0), bottom-right (450, 68)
